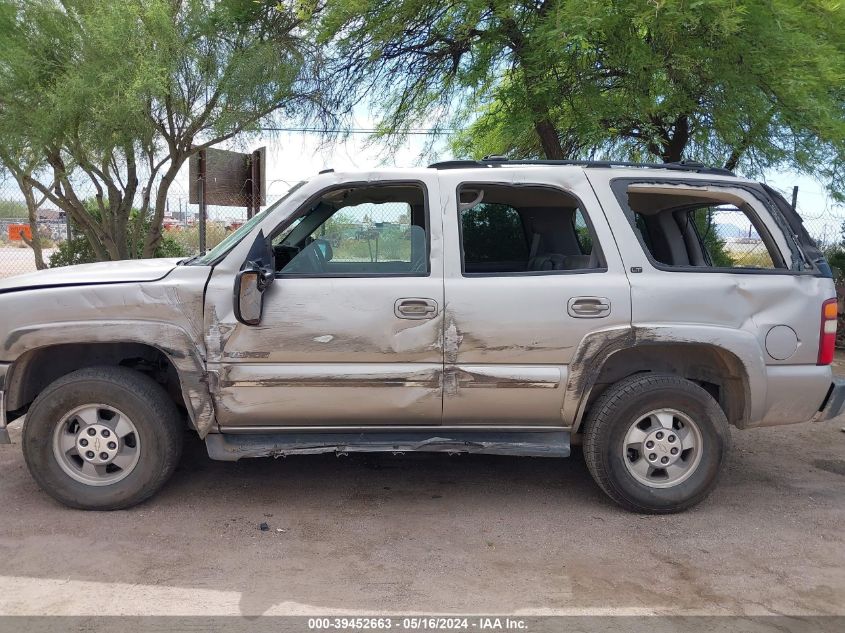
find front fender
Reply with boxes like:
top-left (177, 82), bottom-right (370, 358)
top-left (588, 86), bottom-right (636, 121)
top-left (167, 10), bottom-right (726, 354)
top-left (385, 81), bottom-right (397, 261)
top-left (3, 320), bottom-right (215, 437)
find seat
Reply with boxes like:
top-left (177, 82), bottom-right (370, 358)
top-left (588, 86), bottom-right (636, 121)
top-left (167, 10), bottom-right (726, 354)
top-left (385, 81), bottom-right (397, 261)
top-left (409, 225), bottom-right (427, 273)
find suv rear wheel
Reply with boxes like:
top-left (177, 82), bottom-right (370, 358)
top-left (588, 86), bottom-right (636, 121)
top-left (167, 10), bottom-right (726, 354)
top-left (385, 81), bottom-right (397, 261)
top-left (22, 366), bottom-right (183, 510)
top-left (583, 373), bottom-right (730, 513)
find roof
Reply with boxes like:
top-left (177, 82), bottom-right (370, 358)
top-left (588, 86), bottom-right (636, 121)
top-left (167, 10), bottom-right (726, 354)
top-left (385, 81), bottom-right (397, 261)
top-left (428, 156), bottom-right (735, 176)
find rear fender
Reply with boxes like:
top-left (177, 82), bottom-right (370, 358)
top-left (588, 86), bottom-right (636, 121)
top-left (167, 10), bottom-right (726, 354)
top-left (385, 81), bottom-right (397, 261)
top-left (565, 325), bottom-right (762, 431)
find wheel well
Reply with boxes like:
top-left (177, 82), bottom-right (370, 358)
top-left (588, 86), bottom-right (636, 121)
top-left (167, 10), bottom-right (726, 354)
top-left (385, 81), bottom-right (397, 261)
top-left (581, 343), bottom-right (749, 428)
top-left (5, 343), bottom-right (188, 421)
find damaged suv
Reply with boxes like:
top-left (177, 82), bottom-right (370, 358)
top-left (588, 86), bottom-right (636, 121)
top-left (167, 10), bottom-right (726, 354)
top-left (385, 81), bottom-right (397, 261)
top-left (1, 158), bottom-right (842, 513)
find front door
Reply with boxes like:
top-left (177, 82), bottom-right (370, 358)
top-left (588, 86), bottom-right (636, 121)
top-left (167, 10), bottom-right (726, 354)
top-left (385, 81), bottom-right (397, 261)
top-left (210, 177), bottom-right (444, 430)
top-left (438, 169), bottom-right (632, 427)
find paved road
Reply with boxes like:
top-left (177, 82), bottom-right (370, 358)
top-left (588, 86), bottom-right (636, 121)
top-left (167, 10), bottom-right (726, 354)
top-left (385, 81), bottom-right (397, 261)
top-left (0, 414), bottom-right (843, 617)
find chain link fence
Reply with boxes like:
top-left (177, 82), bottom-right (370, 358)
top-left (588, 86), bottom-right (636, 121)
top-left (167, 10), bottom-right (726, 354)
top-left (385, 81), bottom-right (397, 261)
top-left (0, 181), bottom-right (286, 278)
top-left (1, 178), bottom-right (843, 279)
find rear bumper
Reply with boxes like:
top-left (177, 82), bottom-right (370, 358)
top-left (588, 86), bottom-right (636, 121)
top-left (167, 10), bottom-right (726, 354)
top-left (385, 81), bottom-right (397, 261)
top-left (814, 378), bottom-right (845, 424)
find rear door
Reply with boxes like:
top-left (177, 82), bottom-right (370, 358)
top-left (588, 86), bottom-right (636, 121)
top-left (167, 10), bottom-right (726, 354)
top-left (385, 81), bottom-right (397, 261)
top-left (438, 168), bottom-right (632, 427)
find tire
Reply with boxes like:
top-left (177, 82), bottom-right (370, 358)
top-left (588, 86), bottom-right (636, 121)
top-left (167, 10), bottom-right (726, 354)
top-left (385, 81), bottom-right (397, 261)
top-left (583, 373), bottom-right (730, 514)
top-left (22, 366), bottom-right (183, 510)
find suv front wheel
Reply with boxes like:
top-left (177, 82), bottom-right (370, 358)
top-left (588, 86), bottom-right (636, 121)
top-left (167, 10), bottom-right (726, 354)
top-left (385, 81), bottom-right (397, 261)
top-left (583, 373), bottom-right (730, 513)
top-left (22, 366), bottom-right (183, 510)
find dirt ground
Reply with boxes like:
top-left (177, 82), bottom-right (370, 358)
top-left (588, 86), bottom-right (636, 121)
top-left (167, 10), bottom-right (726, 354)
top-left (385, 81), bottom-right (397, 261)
top-left (0, 247), bottom-right (54, 280)
top-left (0, 404), bottom-right (844, 618)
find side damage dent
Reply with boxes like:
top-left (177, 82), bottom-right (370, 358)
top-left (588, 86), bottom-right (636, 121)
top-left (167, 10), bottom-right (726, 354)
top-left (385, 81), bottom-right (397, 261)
top-left (563, 326), bottom-right (634, 428)
top-left (205, 431), bottom-right (571, 460)
top-left (3, 320), bottom-right (215, 437)
top-left (564, 325), bottom-right (758, 431)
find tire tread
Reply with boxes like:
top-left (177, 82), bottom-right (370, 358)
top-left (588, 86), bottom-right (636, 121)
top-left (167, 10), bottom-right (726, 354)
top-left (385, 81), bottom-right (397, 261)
top-left (582, 373), bottom-right (730, 514)
top-left (23, 366), bottom-right (183, 510)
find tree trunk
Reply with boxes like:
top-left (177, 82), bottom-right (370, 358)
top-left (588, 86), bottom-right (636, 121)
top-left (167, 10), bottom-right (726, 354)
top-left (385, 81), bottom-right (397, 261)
top-left (22, 186), bottom-right (46, 270)
top-left (7, 168), bottom-right (47, 270)
top-left (112, 196), bottom-right (132, 260)
top-left (143, 156), bottom-right (185, 258)
top-left (660, 115), bottom-right (690, 163)
top-left (506, 20), bottom-right (567, 161)
top-left (60, 198), bottom-right (113, 261)
top-left (724, 149), bottom-right (742, 172)
top-left (534, 118), bottom-right (566, 160)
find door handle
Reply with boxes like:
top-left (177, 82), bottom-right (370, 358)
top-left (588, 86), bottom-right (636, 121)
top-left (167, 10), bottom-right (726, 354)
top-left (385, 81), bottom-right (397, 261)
top-left (395, 298), bottom-right (438, 320)
top-left (567, 297), bottom-right (611, 318)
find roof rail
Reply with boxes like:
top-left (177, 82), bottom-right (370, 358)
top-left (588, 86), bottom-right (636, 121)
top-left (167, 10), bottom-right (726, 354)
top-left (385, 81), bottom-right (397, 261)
top-left (428, 157), bottom-right (735, 176)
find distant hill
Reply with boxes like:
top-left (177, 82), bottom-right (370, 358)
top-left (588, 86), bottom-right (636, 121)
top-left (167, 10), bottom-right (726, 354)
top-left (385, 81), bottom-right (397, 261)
top-left (717, 222), bottom-right (760, 239)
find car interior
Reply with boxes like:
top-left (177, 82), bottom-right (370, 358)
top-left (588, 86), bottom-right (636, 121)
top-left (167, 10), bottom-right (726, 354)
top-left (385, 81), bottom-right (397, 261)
top-left (458, 184), bottom-right (602, 274)
top-left (625, 187), bottom-right (783, 269)
top-left (273, 184), bottom-right (429, 275)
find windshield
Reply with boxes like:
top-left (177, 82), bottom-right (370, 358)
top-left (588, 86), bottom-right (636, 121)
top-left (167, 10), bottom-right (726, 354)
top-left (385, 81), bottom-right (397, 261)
top-left (190, 181), bottom-right (306, 265)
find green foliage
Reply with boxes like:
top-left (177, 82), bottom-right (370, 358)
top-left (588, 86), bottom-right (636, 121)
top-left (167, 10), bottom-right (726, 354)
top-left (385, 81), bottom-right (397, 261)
top-left (314, 212), bottom-right (413, 262)
top-left (692, 209), bottom-right (733, 268)
top-left (824, 245), bottom-right (845, 282)
top-left (48, 200), bottom-right (186, 267)
top-left (169, 223), bottom-right (231, 255)
top-left (50, 222), bottom-right (186, 268)
top-left (823, 220), bottom-right (845, 282)
top-left (319, 0), bottom-right (845, 198)
top-left (575, 226), bottom-right (593, 255)
top-left (0, 199), bottom-right (28, 219)
top-left (573, 210), bottom-right (593, 254)
top-left (0, 0), bottom-right (326, 261)
top-left (461, 203), bottom-right (528, 263)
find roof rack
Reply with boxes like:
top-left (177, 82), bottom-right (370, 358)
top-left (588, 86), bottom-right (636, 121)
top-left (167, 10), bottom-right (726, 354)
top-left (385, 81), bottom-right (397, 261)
top-left (428, 156), bottom-right (735, 176)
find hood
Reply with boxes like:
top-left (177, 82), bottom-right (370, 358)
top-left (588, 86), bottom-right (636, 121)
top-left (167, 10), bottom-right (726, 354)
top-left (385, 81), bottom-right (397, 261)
top-left (0, 258), bottom-right (182, 294)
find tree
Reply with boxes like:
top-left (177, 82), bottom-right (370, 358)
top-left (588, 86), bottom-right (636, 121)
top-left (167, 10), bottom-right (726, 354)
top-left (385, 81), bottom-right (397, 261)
top-left (692, 209), bottom-right (732, 268)
top-left (319, 0), bottom-right (845, 198)
top-left (0, 151), bottom-right (49, 269)
top-left (461, 203), bottom-right (528, 263)
top-left (0, 0), bottom-right (329, 261)
top-left (48, 202), bottom-right (186, 268)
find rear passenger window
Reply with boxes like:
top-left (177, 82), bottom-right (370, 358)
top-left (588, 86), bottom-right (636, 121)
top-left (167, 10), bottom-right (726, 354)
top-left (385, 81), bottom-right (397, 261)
top-left (624, 186), bottom-right (784, 270)
top-left (460, 203), bottom-right (529, 267)
top-left (458, 184), bottom-right (603, 275)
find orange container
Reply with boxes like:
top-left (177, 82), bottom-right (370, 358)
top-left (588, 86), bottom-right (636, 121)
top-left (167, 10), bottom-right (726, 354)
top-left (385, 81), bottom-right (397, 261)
top-left (8, 224), bottom-right (32, 241)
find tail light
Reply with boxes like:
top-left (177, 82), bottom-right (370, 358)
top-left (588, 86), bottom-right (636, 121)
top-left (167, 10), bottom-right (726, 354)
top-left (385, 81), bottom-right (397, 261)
top-left (818, 298), bottom-right (838, 365)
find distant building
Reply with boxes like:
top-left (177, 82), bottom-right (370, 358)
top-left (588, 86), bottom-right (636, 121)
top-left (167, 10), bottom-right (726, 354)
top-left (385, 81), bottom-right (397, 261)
top-left (36, 209), bottom-right (65, 222)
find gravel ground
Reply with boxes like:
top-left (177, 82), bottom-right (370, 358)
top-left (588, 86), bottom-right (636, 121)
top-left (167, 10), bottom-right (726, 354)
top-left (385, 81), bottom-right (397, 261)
top-left (0, 412), bottom-right (843, 618)
top-left (0, 247), bottom-right (55, 279)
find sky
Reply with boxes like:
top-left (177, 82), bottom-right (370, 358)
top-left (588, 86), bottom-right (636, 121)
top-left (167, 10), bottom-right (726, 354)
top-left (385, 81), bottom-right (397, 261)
top-left (167, 130), bottom-right (845, 245)
top-left (1, 118), bottom-right (832, 244)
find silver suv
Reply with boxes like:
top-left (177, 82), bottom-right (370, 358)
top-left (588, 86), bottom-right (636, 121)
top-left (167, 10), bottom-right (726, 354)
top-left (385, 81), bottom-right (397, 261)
top-left (1, 158), bottom-right (842, 513)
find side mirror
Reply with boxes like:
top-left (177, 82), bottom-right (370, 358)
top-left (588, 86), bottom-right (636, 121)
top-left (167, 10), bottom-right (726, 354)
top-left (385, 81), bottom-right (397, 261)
top-left (234, 268), bottom-right (267, 325)
top-left (234, 230), bottom-right (275, 326)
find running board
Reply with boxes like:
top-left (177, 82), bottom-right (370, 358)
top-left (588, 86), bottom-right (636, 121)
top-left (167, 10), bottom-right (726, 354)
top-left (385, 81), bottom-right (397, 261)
top-left (205, 431), bottom-right (571, 461)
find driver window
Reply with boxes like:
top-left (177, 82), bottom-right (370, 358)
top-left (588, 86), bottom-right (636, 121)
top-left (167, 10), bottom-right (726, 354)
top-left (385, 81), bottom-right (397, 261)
top-left (274, 184), bottom-right (429, 276)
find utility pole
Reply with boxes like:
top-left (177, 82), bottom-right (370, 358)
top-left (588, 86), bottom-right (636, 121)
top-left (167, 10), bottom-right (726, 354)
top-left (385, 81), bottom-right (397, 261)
top-left (198, 149), bottom-right (207, 254)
